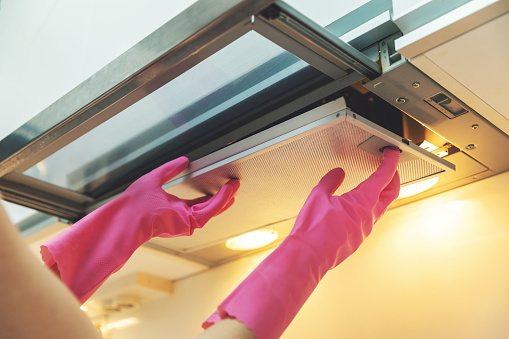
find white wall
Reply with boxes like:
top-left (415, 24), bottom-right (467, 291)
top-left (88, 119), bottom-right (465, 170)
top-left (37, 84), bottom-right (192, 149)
top-left (0, 0), bottom-right (362, 140)
top-left (0, 0), bottom-right (195, 139)
top-left (106, 171), bottom-right (509, 339)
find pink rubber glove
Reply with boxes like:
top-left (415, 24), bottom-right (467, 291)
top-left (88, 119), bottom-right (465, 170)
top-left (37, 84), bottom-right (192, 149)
top-left (41, 157), bottom-right (239, 304)
top-left (203, 148), bottom-right (400, 339)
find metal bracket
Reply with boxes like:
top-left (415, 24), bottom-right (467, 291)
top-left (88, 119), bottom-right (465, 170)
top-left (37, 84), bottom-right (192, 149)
top-left (260, 4), bottom-right (280, 20)
top-left (380, 32), bottom-right (406, 73)
top-left (358, 135), bottom-right (418, 163)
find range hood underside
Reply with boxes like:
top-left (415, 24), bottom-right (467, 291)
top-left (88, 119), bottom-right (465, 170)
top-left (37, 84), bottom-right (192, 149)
top-left (148, 99), bottom-right (454, 264)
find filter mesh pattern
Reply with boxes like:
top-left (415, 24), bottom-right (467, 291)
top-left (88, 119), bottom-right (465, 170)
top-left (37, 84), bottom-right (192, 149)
top-left (154, 119), bottom-right (444, 251)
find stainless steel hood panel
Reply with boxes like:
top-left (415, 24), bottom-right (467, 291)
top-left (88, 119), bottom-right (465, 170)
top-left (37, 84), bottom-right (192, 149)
top-left (0, 0), bottom-right (380, 222)
top-left (365, 62), bottom-right (509, 173)
top-left (149, 99), bottom-right (454, 254)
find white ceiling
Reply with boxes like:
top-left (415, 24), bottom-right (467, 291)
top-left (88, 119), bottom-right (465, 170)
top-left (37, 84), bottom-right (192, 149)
top-left (422, 12), bottom-right (509, 131)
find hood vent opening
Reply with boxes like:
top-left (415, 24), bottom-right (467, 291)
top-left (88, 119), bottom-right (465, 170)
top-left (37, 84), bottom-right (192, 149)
top-left (146, 98), bottom-right (454, 265)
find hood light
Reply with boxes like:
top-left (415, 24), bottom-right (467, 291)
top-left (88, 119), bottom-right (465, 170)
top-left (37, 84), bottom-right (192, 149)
top-left (398, 177), bottom-right (439, 199)
top-left (226, 229), bottom-right (279, 251)
top-left (419, 140), bottom-right (438, 152)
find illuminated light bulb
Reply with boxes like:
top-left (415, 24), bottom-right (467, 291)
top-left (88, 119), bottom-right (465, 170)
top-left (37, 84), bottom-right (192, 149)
top-left (80, 305), bottom-right (88, 311)
top-left (398, 177), bottom-right (439, 199)
top-left (226, 229), bottom-right (279, 251)
top-left (419, 140), bottom-right (438, 152)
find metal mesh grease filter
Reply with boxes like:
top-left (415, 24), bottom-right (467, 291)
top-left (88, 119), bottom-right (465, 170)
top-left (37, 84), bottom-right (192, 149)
top-left (151, 118), bottom-right (445, 251)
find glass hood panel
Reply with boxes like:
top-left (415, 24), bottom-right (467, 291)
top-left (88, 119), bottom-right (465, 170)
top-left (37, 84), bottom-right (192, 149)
top-left (24, 31), bottom-right (331, 195)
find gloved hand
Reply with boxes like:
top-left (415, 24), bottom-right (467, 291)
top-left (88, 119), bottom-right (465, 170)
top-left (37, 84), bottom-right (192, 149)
top-left (203, 147), bottom-right (400, 339)
top-left (41, 157), bottom-right (239, 304)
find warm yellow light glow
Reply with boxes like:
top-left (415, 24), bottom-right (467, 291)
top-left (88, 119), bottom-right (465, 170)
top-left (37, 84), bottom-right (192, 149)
top-left (419, 140), bottom-right (438, 152)
top-left (416, 201), bottom-right (466, 240)
top-left (80, 305), bottom-right (88, 311)
top-left (446, 200), bottom-right (465, 212)
top-left (435, 150), bottom-right (448, 158)
top-left (398, 177), bottom-right (439, 199)
top-left (102, 317), bottom-right (139, 331)
top-left (226, 229), bottom-right (279, 251)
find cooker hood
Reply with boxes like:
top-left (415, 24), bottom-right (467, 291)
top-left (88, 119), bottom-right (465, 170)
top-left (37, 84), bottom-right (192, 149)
top-left (3, 0), bottom-right (509, 267)
top-left (144, 98), bottom-right (453, 264)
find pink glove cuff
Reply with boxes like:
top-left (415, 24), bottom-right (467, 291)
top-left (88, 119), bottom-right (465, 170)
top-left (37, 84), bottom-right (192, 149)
top-left (202, 148), bottom-right (400, 339)
top-left (41, 157), bottom-right (239, 304)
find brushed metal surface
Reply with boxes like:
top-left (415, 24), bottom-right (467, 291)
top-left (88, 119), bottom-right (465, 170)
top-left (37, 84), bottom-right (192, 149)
top-left (149, 100), bottom-right (454, 253)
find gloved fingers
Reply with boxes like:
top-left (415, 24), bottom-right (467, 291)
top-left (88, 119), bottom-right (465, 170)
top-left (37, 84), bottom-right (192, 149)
top-left (146, 156), bottom-right (190, 187)
top-left (215, 197), bottom-right (235, 216)
top-left (192, 179), bottom-right (240, 223)
top-left (354, 147), bottom-right (400, 197)
top-left (368, 147), bottom-right (400, 187)
top-left (314, 168), bottom-right (346, 196)
top-left (184, 195), bottom-right (235, 215)
top-left (373, 170), bottom-right (401, 220)
top-left (380, 170), bottom-right (401, 205)
top-left (183, 195), bottom-right (211, 208)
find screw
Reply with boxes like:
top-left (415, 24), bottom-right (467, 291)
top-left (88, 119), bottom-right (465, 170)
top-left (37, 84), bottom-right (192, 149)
top-left (396, 97), bottom-right (407, 104)
top-left (466, 144), bottom-right (476, 150)
top-left (472, 124), bottom-right (479, 130)
top-left (412, 82), bottom-right (420, 88)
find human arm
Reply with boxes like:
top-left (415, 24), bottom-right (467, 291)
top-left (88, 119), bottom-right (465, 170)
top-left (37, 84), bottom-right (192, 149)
top-left (41, 157), bottom-right (239, 303)
top-left (0, 204), bottom-right (102, 339)
top-left (201, 147), bottom-right (400, 339)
